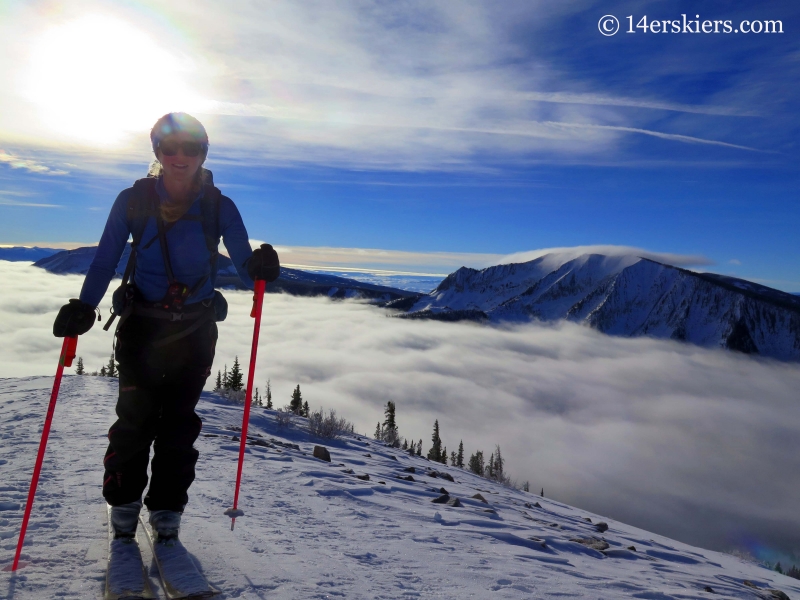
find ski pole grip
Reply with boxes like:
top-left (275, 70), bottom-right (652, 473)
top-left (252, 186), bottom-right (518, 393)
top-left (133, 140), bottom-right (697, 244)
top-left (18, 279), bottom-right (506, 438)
top-left (63, 337), bottom-right (78, 367)
top-left (250, 280), bottom-right (266, 318)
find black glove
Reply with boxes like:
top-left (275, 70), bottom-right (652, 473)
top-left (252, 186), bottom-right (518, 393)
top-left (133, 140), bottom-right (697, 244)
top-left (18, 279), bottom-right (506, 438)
top-left (53, 299), bottom-right (97, 338)
top-left (246, 244), bottom-right (281, 282)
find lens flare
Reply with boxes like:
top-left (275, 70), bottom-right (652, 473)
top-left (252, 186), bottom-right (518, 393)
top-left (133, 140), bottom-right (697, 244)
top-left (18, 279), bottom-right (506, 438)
top-left (21, 14), bottom-right (206, 146)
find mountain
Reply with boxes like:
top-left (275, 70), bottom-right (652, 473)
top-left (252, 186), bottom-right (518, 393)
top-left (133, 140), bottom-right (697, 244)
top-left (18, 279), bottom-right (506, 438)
top-left (392, 253), bottom-right (800, 361)
top-left (0, 246), bottom-right (61, 262)
top-left (33, 244), bottom-right (417, 302)
top-left (2, 375), bottom-right (798, 598)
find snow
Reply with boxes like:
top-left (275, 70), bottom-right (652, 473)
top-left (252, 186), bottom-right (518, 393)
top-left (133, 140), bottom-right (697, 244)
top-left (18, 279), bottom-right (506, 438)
top-left (2, 375), bottom-right (799, 599)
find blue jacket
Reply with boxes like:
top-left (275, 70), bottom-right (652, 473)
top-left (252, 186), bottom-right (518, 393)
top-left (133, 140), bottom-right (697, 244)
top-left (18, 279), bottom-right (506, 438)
top-left (79, 178), bottom-right (254, 308)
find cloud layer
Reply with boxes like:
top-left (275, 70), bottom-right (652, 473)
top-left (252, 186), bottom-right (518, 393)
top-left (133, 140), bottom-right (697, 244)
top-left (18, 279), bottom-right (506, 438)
top-left (2, 261), bottom-right (799, 563)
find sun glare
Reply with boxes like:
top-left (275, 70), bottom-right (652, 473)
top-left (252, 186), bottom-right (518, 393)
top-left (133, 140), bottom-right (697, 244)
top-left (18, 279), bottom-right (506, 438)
top-left (22, 15), bottom-right (204, 146)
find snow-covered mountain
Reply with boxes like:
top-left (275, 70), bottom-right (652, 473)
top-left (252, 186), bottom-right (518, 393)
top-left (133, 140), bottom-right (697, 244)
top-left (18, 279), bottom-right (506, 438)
top-left (2, 375), bottom-right (798, 599)
top-left (395, 253), bottom-right (800, 361)
top-left (32, 244), bottom-right (417, 302)
top-left (0, 246), bottom-right (60, 262)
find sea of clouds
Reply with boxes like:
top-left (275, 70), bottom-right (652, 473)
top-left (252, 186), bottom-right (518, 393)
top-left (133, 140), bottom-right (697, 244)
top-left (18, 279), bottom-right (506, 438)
top-left (1, 260), bottom-right (798, 564)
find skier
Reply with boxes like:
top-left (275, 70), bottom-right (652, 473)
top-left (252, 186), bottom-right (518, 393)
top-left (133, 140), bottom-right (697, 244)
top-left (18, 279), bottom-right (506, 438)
top-left (52, 112), bottom-right (280, 543)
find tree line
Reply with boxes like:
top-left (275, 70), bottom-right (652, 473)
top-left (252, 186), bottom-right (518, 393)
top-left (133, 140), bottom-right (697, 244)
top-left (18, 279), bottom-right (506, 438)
top-left (74, 355), bottom-right (118, 378)
top-left (374, 401), bottom-right (535, 493)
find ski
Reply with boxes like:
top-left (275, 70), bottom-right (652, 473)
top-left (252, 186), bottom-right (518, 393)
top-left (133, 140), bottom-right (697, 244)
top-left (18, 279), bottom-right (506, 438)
top-left (105, 505), bottom-right (155, 600)
top-left (138, 515), bottom-right (219, 599)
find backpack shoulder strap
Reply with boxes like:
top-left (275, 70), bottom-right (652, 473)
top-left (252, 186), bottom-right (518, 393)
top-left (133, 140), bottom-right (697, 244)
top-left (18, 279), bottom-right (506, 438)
top-left (199, 183), bottom-right (222, 258)
top-left (128, 177), bottom-right (159, 247)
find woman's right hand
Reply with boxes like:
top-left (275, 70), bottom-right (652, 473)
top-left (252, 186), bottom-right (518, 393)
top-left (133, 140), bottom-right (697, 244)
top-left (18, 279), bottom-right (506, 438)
top-left (53, 299), bottom-right (97, 337)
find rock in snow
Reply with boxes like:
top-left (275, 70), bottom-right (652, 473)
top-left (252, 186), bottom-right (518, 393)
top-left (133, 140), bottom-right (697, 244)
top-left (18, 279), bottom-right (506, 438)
top-left (397, 252), bottom-right (800, 361)
top-left (1, 375), bottom-right (798, 599)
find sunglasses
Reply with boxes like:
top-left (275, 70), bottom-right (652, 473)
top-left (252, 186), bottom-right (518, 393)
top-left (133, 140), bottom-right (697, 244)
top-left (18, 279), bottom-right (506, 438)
top-left (158, 140), bottom-right (208, 157)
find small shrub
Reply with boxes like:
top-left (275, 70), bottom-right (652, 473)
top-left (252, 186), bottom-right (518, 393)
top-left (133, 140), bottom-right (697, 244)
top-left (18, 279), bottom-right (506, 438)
top-left (219, 389), bottom-right (247, 404)
top-left (307, 409), bottom-right (355, 440)
top-left (275, 408), bottom-right (294, 428)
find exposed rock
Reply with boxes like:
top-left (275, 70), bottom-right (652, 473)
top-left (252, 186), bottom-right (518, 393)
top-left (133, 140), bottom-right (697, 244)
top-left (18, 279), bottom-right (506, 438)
top-left (527, 536), bottom-right (546, 548)
top-left (403, 467), bottom-right (416, 473)
top-left (363, 453), bottom-right (372, 457)
top-left (768, 590), bottom-right (790, 600)
top-left (356, 474), bottom-right (370, 481)
top-left (397, 475), bottom-right (415, 482)
top-left (570, 537), bottom-right (610, 551)
top-left (432, 494), bottom-right (450, 504)
top-left (483, 509), bottom-right (497, 514)
top-left (378, 481), bottom-right (385, 485)
top-left (703, 586), bottom-right (714, 593)
top-left (595, 521), bottom-right (609, 533)
top-left (313, 445), bottom-right (331, 462)
top-left (390, 455), bottom-right (398, 461)
top-left (583, 517), bottom-right (592, 522)
top-left (533, 502), bottom-right (542, 508)
top-left (342, 469), bottom-right (354, 474)
top-left (439, 487), bottom-right (449, 495)
top-left (472, 494), bottom-right (488, 504)
top-left (427, 470), bottom-right (455, 482)
top-left (232, 436), bottom-right (239, 441)
top-left (247, 438), bottom-right (270, 447)
top-left (447, 497), bottom-right (463, 507)
top-left (627, 546), bottom-right (636, 552)
top-left (743, 581), bottom-right (758, 589)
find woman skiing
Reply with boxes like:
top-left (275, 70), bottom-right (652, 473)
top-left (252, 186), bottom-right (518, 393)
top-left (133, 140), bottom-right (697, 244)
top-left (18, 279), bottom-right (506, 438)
top-left (52, 113), bottom-right (280, 541)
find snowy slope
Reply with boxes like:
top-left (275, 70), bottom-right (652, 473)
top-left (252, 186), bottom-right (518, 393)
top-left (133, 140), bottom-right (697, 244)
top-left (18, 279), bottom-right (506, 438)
top-left (2, 376), bottom-right (798, 599)
top-left (404, 253), bottom-right (800, 361)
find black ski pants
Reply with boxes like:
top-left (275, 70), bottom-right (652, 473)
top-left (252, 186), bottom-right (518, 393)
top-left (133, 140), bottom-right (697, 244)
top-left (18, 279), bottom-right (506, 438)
top-left (102, 312), bottom-right (217, 512)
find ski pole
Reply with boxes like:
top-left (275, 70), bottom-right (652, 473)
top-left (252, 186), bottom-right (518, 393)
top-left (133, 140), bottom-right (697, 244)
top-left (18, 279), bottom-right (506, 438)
top-left (225, 279), bottom-right (266, 530)
top-left (4, 336), bottom-right (78, 572)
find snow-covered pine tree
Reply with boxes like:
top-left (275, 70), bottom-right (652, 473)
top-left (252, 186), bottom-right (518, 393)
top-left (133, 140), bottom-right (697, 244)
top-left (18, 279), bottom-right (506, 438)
top-left (457, 440), bottom-right (464, 468)
top-left (450, 451), bottom-right (457, 466)
top-left (107, 354), bottom-right (117, 378)
top-left (374, 422), bottom-right (382, 440)
top-left (75, 357), bottom-right (84, 375)
top-left (407, 440), bottom-right (415, 455)
top-left (99, 365), bottom-right (107, 377)
top-left (416, 439), bottom-right (422, 456)
top-left (487, 452), bottom-right (495, 479)
top-left (252, 387), bottom-right (261, 406)
top-left (427, 420), bottom-right (443, 462)
top-left (382, 401), bottom-right (400, 446)
top-left (214, 370), bottom-right (222, 391)
top-left (290, 385), bottom-right (302, 414)
top-left (302, 400), bottom-right (309, 417)
top-left (522, 481), bottom-right (530, 492)
top-left (222, 365), bottom-right (228, 389)
top-left (228, 357), bottom-right (244, 391)
top-left (440, 446), bottom-right (447, 465)
top-left (402, 439), bottom-right (408, 450)
top-left (266, 379), bottom-right (273, 409)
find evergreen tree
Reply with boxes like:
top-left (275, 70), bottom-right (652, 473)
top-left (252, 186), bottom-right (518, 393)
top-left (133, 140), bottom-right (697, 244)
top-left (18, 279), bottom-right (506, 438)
top-left (468, 450), bottom-right (484, 476)
top-left (440, 446), bottom-right (447, 465)
top-left (382, 401), bottom-right (399, 446)
top-left (775, 562), bottom-right (783, 574)
top-left (427, 420), bottom-right (443, 462)
top-left (407, 440), bottom-right (416, 455)
top-left (487, 451), bottom-right (495, 479)
top-left (456, 440), bottom-right (464, 468)
top-left (374, 422), bottom-right (382, 440)
top-left (214, 370), bottom-right (222, 391)
top-left (416, 439), bottom-right (422, 456)
top-left (99, 365), bottom-right (107, 377)
top-left (290, 385), bottom-right (303, 414)
top-left (222, 365), bottom-right (228, 389)
top-left (252, 387), bottom-right (261, 406)
top-left (522, 481), bottom-right (530, 492)
top-left (541, 488), bottom-right (544, 497)
top-left (787, 564), bottom-right (800, 579)
top-left (450, 450), bottom-right (457, 466)
top-left (228, 357), bottom-right (244, 391)
top-left (302, 400), bottom-right (309, 417)
top-left (75, 357), bottom-right (85, 375)
top-left (266, 379), bottom-right (273, 409)
top-left (107, 354), bottom-right (117, 378)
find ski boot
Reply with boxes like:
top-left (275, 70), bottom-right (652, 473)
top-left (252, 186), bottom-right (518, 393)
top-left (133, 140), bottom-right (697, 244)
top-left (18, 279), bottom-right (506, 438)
top-left (110, 500), bottom-right (142, 542)
top-left (149, 509), bottom-right (182, 546)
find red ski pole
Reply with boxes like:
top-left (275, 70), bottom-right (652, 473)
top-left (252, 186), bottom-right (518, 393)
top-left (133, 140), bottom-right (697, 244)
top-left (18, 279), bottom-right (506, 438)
top-left (4, 336), bottom-right (77, 572)
top-left (225, 279), bottom-right (266, 530)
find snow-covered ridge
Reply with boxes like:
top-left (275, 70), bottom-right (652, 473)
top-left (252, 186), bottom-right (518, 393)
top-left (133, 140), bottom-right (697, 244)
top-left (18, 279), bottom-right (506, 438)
top-left (400, 253), bottom-right (800, 361)
top-left (31, 244), bottom-right (418, 301)
top-left (2, 376), bottom-right (798, 599)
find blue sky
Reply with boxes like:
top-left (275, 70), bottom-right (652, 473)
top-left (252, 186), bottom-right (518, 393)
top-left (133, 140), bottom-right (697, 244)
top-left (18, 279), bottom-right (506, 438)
top-left (0, 0), bottom-right (798, 289)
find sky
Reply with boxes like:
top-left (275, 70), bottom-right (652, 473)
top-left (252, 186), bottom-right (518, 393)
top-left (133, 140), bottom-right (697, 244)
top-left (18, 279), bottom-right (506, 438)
top-left (2, 260), bottom-right (799, 565)
top-left (0, 0), bottom-right (798, 289)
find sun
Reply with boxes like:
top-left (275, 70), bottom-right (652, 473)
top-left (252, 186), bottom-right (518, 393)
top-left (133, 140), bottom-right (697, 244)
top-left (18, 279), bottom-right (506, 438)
top-left (22, 14), bottom-right (204, 147)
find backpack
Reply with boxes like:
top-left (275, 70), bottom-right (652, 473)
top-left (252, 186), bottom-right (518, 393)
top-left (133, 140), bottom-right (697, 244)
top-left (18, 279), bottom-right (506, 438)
top-left (103, 173), bottom-right (225, 331)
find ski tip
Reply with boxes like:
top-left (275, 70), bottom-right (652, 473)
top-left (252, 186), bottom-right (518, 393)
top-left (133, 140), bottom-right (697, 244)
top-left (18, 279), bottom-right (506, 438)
top-left (2, 561), bottom-right (29, 572)
top-left (223, 507), bottom-right (244, 518)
